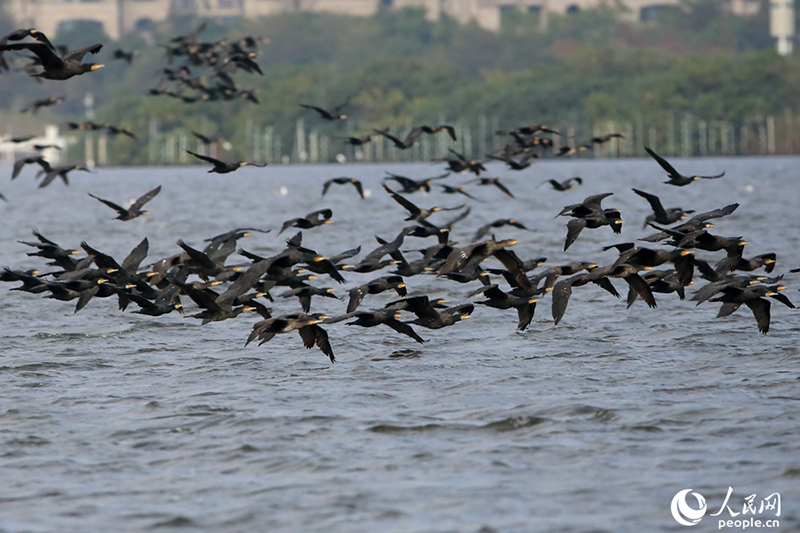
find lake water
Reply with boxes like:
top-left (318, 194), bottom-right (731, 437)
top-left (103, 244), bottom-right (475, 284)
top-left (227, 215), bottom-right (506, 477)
top-left (0, 156), bottom-right (798, 532)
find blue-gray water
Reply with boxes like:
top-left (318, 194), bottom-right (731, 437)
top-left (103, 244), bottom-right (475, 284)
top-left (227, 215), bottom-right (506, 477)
top-left (0, 157), bottom-right (798, 532)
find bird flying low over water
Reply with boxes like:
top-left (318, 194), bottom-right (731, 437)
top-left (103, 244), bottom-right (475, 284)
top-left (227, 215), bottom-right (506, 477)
top-left (89, 185), bottom-right (162, 221)
top-left (539, 177), bottom-right (583, 191)
top-left (322, 177), bottom-right (364, 199)
top-left (186, 151), bottom-right (267, 173)
top-left (645, 146), bottom-right (725, 186)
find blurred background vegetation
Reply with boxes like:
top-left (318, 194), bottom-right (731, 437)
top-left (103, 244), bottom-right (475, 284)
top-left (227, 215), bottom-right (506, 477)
top-left (0, 0), bottom-right (798, 165)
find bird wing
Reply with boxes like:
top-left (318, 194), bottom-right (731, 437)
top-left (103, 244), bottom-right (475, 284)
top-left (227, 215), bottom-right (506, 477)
top-left (186, 150), bottom-right (224, 166)
top-left (551, 279), bottom-right (574, 325)
top-left (62, 44), bottom-right (102, 63)
top-left (382, 183), bottom-right (421, 217)
top-left (298, 324), bottom-right (335, 362)
top-left (492, 180), bottom-right (515, 198)
top-left (299, 104), bottom-right (332, 119)
top-left (89, 193), bottom-right (129, 217)
top-left (332, 95), bottom-right (350, 114)
top-left (131, 185), bottom-right (162, 211)
top-left (744, 298), bottom-right (771, 334)
top-left (699, 171), bottom-right (725, 180)
top-left (493, 249), bottom-right (533, 292)
top-left (121, 237), bottom-right (149, 273)
top-left (564, 219), bottom-right (586, 251)
top-left (321, 179), bottom-right (332, 197)
top-left (692, 203), bottom-right (739, 224)
top-left (38, 170), bottom-right (60, 188)
top-left (347, 285), bottom-right (368, 313)
top-left (516, 303), bottom-right (536, 331)
top-left (0, 42), bottom-right (63, 70)
top-left (385, 318), bottom-right (426, 343)
top-left (386, 175), bottom-right (418, 189)
top-left (632, 188), bottom-right (667, 219)
top-left (623, 273), bottom-right (657, 308)
top-left (308, 208), bottom-right (333, 221)
top-left (644, 146), bottom-right (680, 177)
top-left (351, 179), bottom-right (365, 199)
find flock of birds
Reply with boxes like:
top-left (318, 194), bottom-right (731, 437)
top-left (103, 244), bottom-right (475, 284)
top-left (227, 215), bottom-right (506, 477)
top-left (1, 26), bottom-right (796, 363)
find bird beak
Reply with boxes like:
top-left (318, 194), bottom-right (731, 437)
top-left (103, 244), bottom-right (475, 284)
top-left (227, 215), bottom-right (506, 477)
top-left (324, 220), bottom-right (332, 224)
top-left (97, 279), bottom-right (107, 284)
top-left (91, 64), bottom-right (105, 71)
top-left (243, 307), bottom-right (256, 312)
top-left (175, 304), bottom-right (183, 309)
top-left (314, 256), bottom-right (329, 262)
top-left (777, 285), bottom-right (787, 291)
top-left (528, 298), bottom-right (539, 303)
top-left (681, 250), bottom-right (693, 256)
top-left (398, 283), bottom-right (406, 288)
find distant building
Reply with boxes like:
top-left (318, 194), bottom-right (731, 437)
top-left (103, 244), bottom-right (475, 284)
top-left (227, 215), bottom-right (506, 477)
top-left (4, 0), bottom-right (765, 38)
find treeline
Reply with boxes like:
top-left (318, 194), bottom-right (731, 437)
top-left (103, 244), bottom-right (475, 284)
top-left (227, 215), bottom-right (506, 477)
top-left (1, 2), bottom-right (799, 165)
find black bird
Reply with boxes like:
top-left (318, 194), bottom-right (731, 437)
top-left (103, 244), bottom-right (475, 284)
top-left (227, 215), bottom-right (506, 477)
top-left (339, 230), bottom-right (410, 273)
top-left (246, 313), bottom-right (335, 362)
top-left (501, 125), bottom-right (560, 136)
top-left (103, 124), bottom-right (136, 139)
top-left (186, 150), bottom-right (266, 173)
top-left (539, 177), bottom-right (582, 191)
top-left (322, 177), bottom-right (364, 199)
top-left (280, 286), bottom-right (339, 313)
top-left (373, 128), bottom-right (417, 150)
top-left (487, 152), bottom-right (536, 171)
top-left (724, 253), bottom-right (777, 274)
top-left (438, 184), bottom-right (478, 200)
top-left (466, 177), bottom-right (515, 198)
top-left (558, 193), bottom-right (623, 251)
top-left (444, 149), bottom-right (486, 175)
top-left (406, 124), bottom-right (457, 142)
top-left (0, 40), bottom-right (104, 80)
top-left (556, 143), bottom-right (593, 156)
top-left (385, 172), bottom-right (450, 193)
top-left (89, 185), bottom-right (161, 221)
top-left (400, 296), bottom-right (474, 330)
top-left (632, 188), bottom-right (694, 228)
top-left (191, 131), bottom-right (226, 147)
top-left (112, 49), bottom-right (136, 64)
top-left (473, 219), bottom-right (530, 241)
top-left (346, 275), bottom-right (407, 313)
top-left (591, 133), bottom-right (625, 144)
top-left (344, 308), bottom-right (425, 344)
top-left (0, 29), bottom-right (55, 71)
top-left (11, 155), bottom-right (49, 180)
top-left (299, 97), bottom-right (350, 121)
top-left (20, 95), bottom-right (65, 113)
top-left (712, 285), bottom-right (794, 334)
top-left (645, 146), bottom-right (725, 186)
top-left (337, 134), bottom-right (375, 146)
top-left (38, 164), bottom-right (90, 188)
top-left (641, 203), bottom-right (739, 243)
top-left (472, 284), bottom-right (539, 331)
top-left (279, 209), bottom-right (333, 235)
top-left (383, 184), bottom-right (464, 222)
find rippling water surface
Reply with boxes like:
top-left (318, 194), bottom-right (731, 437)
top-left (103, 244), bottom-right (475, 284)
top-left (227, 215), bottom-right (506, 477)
top-left (0, 157), bottom-right (799, 532)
